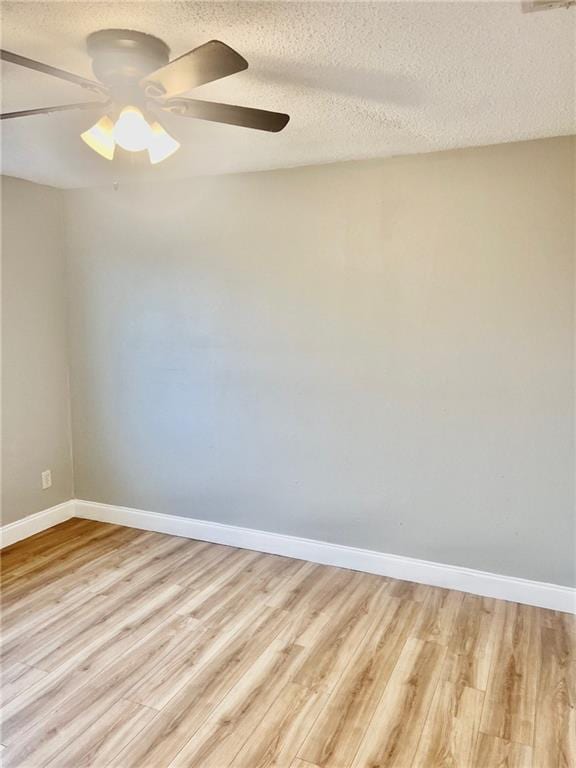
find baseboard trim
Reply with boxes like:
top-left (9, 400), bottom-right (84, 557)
top-left (0, 500), bottom-right (76, 549)
top-left (75, 499), bottom-right (575, 614)
top-left (2, 499), bottom-right (572, 614)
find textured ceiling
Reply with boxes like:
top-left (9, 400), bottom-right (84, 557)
top-left (1, 1), bottom-right (574, 189)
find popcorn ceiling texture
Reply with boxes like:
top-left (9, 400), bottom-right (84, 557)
top-left (1, 1), bottom-right (574, 189)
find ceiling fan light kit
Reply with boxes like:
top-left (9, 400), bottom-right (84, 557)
top-left (147, 121), bottom-right (181, 165)
top-left (80, 107), bottom-right (179, 164)
top-left (1, 29), bottom-right (290, 166)
top-left (80, 114), bottom-right (115, 160)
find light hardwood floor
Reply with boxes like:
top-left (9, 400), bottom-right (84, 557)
top-left (0, 519), bottom-right (574, 767)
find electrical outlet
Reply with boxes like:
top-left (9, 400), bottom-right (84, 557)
top-left (41, 470), bottom-right (52, 490)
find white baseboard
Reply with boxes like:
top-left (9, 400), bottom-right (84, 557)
top-left (75, 499), bottom-right (575, 614)
top-left (2, 499), bottom-right (572, 614)
top-left (0, 500), bottom-right (76, 549)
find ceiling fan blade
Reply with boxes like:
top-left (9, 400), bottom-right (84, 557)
top-left (161, 98), bottom-right (290, 132)
top-left (0, 101), bottom-right (107, 120)
top-left (142, 40), bottom-right (248, 98)
top-left (0, 50), bottom-right (108, 96)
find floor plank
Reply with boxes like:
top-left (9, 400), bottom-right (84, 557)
top-left (412, 681), bottom-right (484, 768)
top-left (1, 521), bottom-right (572, 768)
top-left (0, 663), bottom-right (46, 708)
top-left (532, 624), bottom-right (576, 768)
top-left (473, 733), bottom-right (533, 768)
top-left (479, 601), bottom-right (540, 745)
top-left (442, 593), bottom-right (496, 692)
top-left (230, 682), bottom-right (326, 768)
top-left (166, 640), bottom-right (306, 767)
top-left (298, 596), bottom-right (418, 768)
top-left (108, 606), bottom-right (290, 768)
top-left (349, 637), bottom-right (446, 768)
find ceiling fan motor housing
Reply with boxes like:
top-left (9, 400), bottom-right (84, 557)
top-left (1, 33), bottom-right (289, 135)
top-left (87, 29), bottom-right (170, 96)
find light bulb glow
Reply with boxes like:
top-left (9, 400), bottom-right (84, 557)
top-left (80, 115), bottom-right (115, 160)
top-left (147, 122), bottom-right (180, 165)
top-left (113, 106), bottom-right (153, 152)
top-left (80, 106), bottom-right (180, 164)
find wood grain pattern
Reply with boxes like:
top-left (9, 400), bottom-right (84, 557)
top-left (479, 602), bottom-right (540, 745)
top-left (349, 637), bottom-right (447, 768)
top-left (473, 733), bottom-right (533, 767)
top-left (532, 621), bottom-right (576, 768)
top-left (1, 520), bottom-right (574, 767)
top-left (299, 597), bottom-right (419, 767)
top-left (412, 681), bottom-right (484, 767)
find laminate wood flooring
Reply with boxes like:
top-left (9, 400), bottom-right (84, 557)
top-left (1, 519), bottom-right (574, 767)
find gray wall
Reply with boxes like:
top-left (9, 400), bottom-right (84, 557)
top-left (65, 137), bottom-right (575, 586)
top-left (2, 176), bottom-right (74, 524)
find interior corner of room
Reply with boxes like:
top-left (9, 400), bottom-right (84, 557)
top-left (2, 136), bottom-right (575, 612)
top-left (1, 2), bottom-right (575, 763)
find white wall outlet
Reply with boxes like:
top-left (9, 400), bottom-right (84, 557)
top-left (41, 469), bottom-right (52, 490)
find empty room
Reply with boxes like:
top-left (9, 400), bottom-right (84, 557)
top-left (1, 1), bottom-right (574, 767)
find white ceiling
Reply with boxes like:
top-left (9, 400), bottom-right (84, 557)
top-left (1, 1), bottom-right (574, 189)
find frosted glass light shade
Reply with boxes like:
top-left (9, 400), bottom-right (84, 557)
top-left (147, 122), bottom-right (180, 164)
top-left (113, 106), bottom-right (152, 152)
top-left (80, 107), bottom-right (179, 164)
top-left (80, 115), bottom-right (115, 160)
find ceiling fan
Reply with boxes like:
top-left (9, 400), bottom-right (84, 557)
top-left (0, 29), bottom-right (290, 164)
